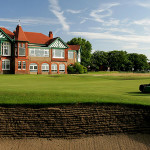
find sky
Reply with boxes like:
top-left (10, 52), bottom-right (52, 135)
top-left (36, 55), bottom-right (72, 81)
top-left (1, 0), bottom-right (150, 59)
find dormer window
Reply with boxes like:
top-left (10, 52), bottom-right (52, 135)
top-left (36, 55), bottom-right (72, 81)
top-left (1, 42), bottom-right (11, 56)
top-left (19, 43), bottom-right (26, 56)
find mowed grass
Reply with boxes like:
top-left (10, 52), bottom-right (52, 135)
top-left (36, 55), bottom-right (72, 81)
top-left (0, 73), bottom-right (150, 105)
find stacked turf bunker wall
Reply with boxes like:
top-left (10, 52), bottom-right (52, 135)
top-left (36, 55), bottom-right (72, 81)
top-left (0, 103), bottom-right (149, 138)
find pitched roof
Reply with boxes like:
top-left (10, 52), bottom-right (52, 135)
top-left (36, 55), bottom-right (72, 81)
top-left (15, 25), bottom-right (28, 41)
top-left (24, 32), bottom-right (51, 44)
top-left (0, 27), bottom-right (14, 39)
top-left (68, 45), bottom-right (80, 50)
top-left (47, 37), bottom-right (59, 45)
top-left (0, 26), bottom-right (80, 49)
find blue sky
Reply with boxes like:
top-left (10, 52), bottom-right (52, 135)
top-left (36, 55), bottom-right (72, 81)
top-left (1, 0), bottom-right (150, 59)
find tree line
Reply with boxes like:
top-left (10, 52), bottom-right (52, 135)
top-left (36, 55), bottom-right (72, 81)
top-left (91, 51), bottom-right (149, 71)
top-left (67, 37), bottom-right (150, 72)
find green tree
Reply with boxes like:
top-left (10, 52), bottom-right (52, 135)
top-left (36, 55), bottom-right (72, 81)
top-left (90, 51), bottom-right (108, 71)
top-left (128, 53), bottom-right (149, 71)
top-left (108, 50), bottom-right (129, 71)
top-left (67, 37), bottom-right (92, 67)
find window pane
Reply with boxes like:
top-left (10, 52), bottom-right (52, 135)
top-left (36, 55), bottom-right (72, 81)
top-left (30, 63), bottom-right (38, 72)
top-left (34, 66), bottom-right (37, 69)
top-left (30, 66), bottom-right (33, 70)
top-left (51, 64), bottom-right (57, 72)
top-left (2, 61), bottom-right (5, 69)
top-left (29, 48), bottom-right (49, 57)
top-left (68, 51), bottom-right (74, 59)
top-left (6, 63), bottom-right (10, 69)
top-left (23, 62), bottom-right (26, 69)
top-left (4, 48), bottom-right (8, 55)
top-left (59, 64), bottom-right (65, 72)
top-left (2, 60), bottom-right (10, 70)
top-left (53, 49), bottom-right (64, 58)
top-left (30, 49), bottom-right (35, 56)
top-left (42, 63), bottom-right (49, 72)
top-left (18, 61), bottom-right (21, 69)
top-left (23, 43), bottom-right (25, 48)
top-left (2, 42), bottom-right (11, 56)
top-left (19, 48), bottom-right (25, 56)
top-left (62, 50), bottom-right (64, 58)
top-left (35, 49), bottom-right (44, 57)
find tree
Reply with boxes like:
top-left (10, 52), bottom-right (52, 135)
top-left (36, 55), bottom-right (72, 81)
top-left (90, 51), bottom-right (108, 71)
top-left (128, 53), bottom-right (149, 71)
top-left (108, 50), bottom-right (129, 71)
top-left (67, 37), bottom-right (92, 67)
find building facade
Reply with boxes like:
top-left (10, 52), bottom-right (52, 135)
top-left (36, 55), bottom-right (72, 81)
top-left (0, 25), bottom-right (81, 74)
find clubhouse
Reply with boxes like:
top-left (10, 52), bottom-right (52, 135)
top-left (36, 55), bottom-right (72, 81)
top-left (0, 25), bottom-right (81, 74)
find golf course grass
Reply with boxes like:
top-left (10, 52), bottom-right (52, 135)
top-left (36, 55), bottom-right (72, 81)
top-left (0, 73), bottom-right (150, 105)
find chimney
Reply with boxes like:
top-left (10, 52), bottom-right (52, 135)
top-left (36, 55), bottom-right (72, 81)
top-left (49, 31), bottom-right (53, 39)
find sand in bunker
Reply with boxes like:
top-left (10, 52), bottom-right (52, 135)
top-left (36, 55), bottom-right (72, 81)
top-left (0, 134), bottom-right (149, 150)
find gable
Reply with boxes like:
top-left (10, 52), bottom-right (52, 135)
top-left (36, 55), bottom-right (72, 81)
top-left (0, 31), bottom-right (7, 39)
top-left (49, 38), bottom-right (68, 49)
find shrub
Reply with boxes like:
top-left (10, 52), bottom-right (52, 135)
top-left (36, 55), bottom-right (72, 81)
top-left (67, 63), bottom-right (87, 74)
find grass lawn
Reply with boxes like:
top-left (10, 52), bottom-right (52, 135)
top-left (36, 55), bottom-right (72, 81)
top-left (0, 73), bottom-right (150, 105)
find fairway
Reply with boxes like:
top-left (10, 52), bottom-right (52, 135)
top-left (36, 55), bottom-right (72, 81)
top-left (0, 73), bottom-right (150, 105)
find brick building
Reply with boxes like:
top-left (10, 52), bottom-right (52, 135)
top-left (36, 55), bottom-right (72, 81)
top-left (0, 25), bottom-right (81, 74)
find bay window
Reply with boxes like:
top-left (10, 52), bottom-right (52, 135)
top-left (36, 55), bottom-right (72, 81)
top-left (29, 48), bottom-right (49, 57)
top-left (52, 49), bottom-right (64, 58)
top-left (19, 43), bottom-right (26, 56)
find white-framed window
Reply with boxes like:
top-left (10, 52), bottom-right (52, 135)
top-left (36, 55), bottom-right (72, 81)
top-left (18, 61), bottom-right (21, 70)
top-left (52, 49), bottom-right (64, 58)
top-left (29, 63), bottom-right (38, 72)
top-left (59, 64), bottom-right (65, 72)
top-left (19, 43), bottom-right (26, 56)
top-left (51, 63), bottom-right (57, 72)
top-left (2, 59), bottom-right (10, 70)
top-left (42, 63), bottom-right (49, 72)
top-left (1, 42), bottom-right (11, 56)
top-left (29, 48), bottom-right (49, 57)
top-left (68, 51), bottom-right (74, 59)
top-left (23, 61), bottom-right (26, 70)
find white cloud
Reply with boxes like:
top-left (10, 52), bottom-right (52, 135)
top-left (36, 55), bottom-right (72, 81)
top-left (66, 9), bottom-right (82, 14)
top-left (91, 27), bottom-right (134, 34)
top-left (80, 17), bottom-right (90, 24)
top-left (48, 0), bottom-right (70, 31)
top-left (137, 1), bottom-right (150, 8)
top-left (0, 17), bottom-right (58, 25)
top-left (133, 19), bottom-right (150, 26)
top-left (90, 2), bottom-right (120, 23)
top-left (70, 31), bottom-right (150, 43)
top-left (102, 18), bottom-right (120, 26)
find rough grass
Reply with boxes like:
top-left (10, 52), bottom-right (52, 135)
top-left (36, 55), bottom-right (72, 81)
top-left (0, 73), bottom-right (150, 105)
